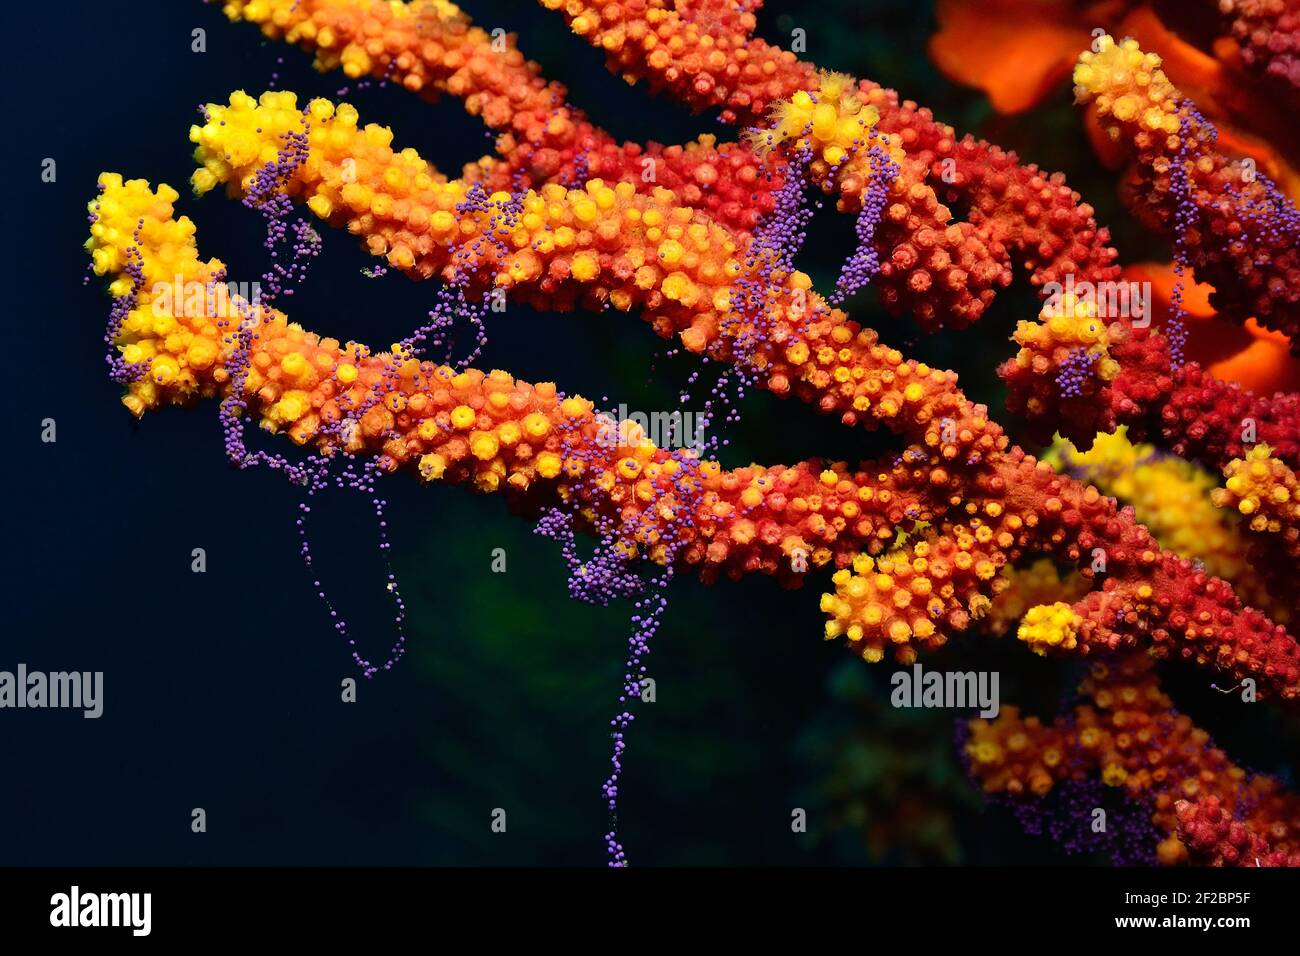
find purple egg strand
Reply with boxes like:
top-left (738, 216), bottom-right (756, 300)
top-left (539, 117), bottom-right (829, 865)
top-left (1166, 108), bottom-right (1195, 371)
top-left (534, 409), bottom-right (709, 866)
top-left (1171, 103), bottom-right (1300, 362)
top-left (268, 54), bottom-right (285, 90)
top-left (1187, 100), bottom-right (1300, 251)
top-left (87, 183), bottom-right (152, 385)
top-left (830, 141), bottom-right (899, 305)
top-left (728, 137), bottom-right (818, 364)
top-left (212, 119), bottom-right (422, 678)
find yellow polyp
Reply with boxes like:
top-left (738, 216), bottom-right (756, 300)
top-left (660, 272), bottom-right (693, 301)
top-left (571, 253), bottom-right (600, 281)
top-left (450, 405), bottom-right (477, 429)
top-left (280, 352), bottom-right (309, 380)
top-left (272, 392), bottom-right (307, 424)
top-left (469, 431), bottom-right (500, 461)
top-left (1017, 602), bottom-right (1082, 656)
top-left (657, 239), bottom-right (684, 265)
top-left (536, 452), bottom-right (563, 479)
top-left (150, 355), bottom-right (180, 385)
top-left (192, 168), bottom-right (218, 194)
top-left (389, 245), bottom-right (415, 270)
top-left (1101, 763), bottom-right (1128, 787)
top-left (497, 422), bottom-right (521, 446)
top-left (185, 339), bottom-right (218, 370)
top-left (522, 413), bottom-right (548, 439)
top-left (121, 392), bottom-right (148, 417)
top-left (560, 397), bottom-right (589, 418)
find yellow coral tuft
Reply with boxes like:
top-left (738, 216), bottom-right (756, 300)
top-left (1016, 602), bottom-right (1082, 655)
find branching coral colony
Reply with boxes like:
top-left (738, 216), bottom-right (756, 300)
top-left (85, 0), bottom-right (1300, 865)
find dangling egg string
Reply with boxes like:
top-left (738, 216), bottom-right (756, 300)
top-left (830, 139), bottom-right (900, 306)
top-left (536, 397), bottom-right (714, 865)
top-left (212, 121), bottom-right (417, 677)
top-left (1166, 106), bottom-right (1196, 372)
top-left (576, 128), bottom-right (823, 864)
top-left (101, 226), bottom-right (151, 386)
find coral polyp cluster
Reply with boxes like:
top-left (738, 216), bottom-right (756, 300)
top-left (820, 523), bottom-right (1011, 664)
top-left (218, 0), bottom-right (785, 233)
top-left (1075, 35), bottom-right (1300, 342)
top-left (85, 0), bottom-right (1300, 865)
top-left (1047, 428), bottom-right (1284, 619)
top-left (1214, 444), bottom-right (1300, 551)
top-left (88, 175), bottom-right (953, 584)
top-left (181, 89), bottom-right (1300, 697)
top-left (965, 653), bottom-right (1300, 865)
top-left (1221, 0), bottom-right (1300, 90)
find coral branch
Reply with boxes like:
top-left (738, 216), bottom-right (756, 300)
top-left (215, 0), bottom-right (785, 234)
top-left (88, 173), bottom-right (953, 585)
top-left (1111, 328), bottom-right (1300, 469)
top-left (966, 653), bottom-right (1300, 863)
top-left (1075, 34), bottom-right (1300, 342)
top-left (179, 88), bottom-right (1300, 696)
top-left (538, 0), bottom-right (1121, 296)
top-left (84, 2), bottom-right (1300, 866)
top-left (1220, 0), bottom-right (1300, 90)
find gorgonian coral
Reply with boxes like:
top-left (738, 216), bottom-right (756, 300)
top-left (1048, 427), bottom-right (1285, 621)
top-left (86, 0), bottom-right (1300, 864)
top-left (177, 85), bottom-right (1300, 696)
top-left (528, 1), bottom-right (1300, 463)
top-left (1074, 34), bottom-right (1300, 342)
top-left (965, 652), bottom-right (1300, 864)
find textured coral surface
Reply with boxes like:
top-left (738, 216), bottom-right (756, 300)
top-left (80, 0), bottom-right (1300, 865)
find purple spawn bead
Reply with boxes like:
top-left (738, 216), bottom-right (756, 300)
top-left (1054, 346), bottom-right (1099, 399)
top-left (830, 143), bottom-right (899, 305)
